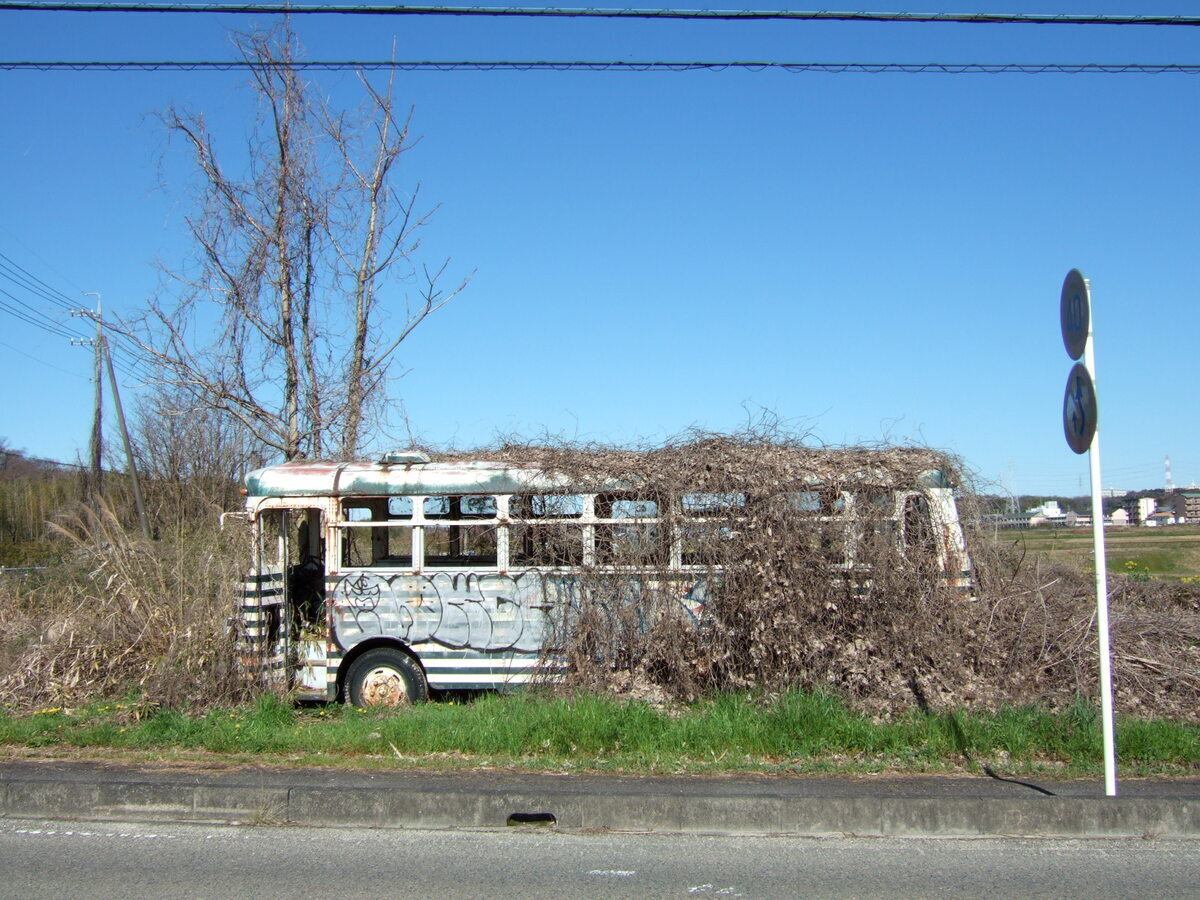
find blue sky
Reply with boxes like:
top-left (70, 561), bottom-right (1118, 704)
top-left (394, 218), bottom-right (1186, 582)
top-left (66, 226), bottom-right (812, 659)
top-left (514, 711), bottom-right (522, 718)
top-left (1, 2), bottom-right (1198, 497)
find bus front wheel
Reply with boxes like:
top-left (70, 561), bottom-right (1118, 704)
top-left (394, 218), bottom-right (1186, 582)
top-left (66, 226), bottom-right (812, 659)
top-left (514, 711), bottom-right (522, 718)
top-left (345, 648), bottom-right (428, 707)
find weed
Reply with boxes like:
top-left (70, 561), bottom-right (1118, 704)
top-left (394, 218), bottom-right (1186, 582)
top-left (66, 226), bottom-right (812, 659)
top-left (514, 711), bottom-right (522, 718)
top-left (1, 691), bottom-right (1194, 777)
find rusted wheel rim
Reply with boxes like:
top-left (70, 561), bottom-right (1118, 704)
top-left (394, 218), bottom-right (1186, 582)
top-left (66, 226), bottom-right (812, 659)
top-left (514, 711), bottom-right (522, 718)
top-left (360, 666), bottom-right (410, 706)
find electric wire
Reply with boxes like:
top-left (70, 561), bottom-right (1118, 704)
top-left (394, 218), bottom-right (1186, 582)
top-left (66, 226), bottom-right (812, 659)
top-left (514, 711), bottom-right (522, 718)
top-left (0, 286), bottom-right (84, 338)
top-left (3, 60), bottom-right (1198, 74)
top-left (0, 338), bottom-right (90, 379)
top-left (2, 4), bottom-right (1200, 27)
top-left (0, 255), bottom-right (80, 312)
top-left (0, 298), bottom-right (73, 336)
top-left (0, 252), bottom-right (145, 376)
top-left (0, 252), bottom-right (154, 383)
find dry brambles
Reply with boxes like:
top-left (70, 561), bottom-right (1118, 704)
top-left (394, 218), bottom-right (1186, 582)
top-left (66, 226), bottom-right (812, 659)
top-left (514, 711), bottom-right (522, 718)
top-left (0, 432), bottom-right (1197, 719)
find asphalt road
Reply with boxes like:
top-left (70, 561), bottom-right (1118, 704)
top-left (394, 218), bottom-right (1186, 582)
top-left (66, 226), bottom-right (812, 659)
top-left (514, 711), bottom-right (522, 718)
top-left (2, 818), bottom-right (1198, 899)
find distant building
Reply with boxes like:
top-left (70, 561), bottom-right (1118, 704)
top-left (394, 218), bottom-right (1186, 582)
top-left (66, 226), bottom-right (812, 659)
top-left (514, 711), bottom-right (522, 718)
top-left (1025, 500), bottom-right (1067, 527)
top-left (1125, 497), bottom-right (1157, 526)
top-left (1107, 508), bottom-right (1130, 526)
top-left (1171, 491), bottom-right (1200, 524)
top-left (1146, 511), bottom-right (1177, 527)
top-left (985, 512), bottom-right (1034, 530)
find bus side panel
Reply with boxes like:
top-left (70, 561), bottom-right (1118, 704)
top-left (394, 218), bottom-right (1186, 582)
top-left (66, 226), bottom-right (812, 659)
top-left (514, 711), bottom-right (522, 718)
top-left (925, 487), bottom-right (973, 584)
top-left (328, 570), bottom-right (579, 690)
top-left (330, 570), bottom-right (571, 655)
top-left (413, 646), bottom-right (550, 690)
top-left (237, 562), bottom-right (288, 685)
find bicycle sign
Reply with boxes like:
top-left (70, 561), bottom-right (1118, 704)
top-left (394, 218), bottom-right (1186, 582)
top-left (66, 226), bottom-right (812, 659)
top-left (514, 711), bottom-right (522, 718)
top-left (1063, 361), bottom-right (1097, 454)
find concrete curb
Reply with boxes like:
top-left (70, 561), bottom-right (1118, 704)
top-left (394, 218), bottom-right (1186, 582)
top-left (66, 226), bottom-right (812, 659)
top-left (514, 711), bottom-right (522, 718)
top-left (2, 763), bottom-right (1198, 838)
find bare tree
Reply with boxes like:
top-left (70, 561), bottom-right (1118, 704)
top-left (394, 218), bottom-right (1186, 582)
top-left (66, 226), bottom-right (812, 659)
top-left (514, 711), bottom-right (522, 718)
top-left (132, 383), bottom-right (267, 528)
top-left (123, 23), bottom-right (464, 461)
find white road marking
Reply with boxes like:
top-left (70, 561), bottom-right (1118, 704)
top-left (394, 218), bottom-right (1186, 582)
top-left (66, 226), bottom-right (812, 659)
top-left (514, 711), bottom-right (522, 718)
top-left (11, 827), bottom-right (179, 841)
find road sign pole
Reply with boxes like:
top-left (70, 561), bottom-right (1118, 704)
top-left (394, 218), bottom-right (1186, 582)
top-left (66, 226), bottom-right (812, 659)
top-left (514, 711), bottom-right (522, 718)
top-left (1083, 323), bottom-right (1117, 798)
top-left (1060, 269), bottom-right (1117, 798)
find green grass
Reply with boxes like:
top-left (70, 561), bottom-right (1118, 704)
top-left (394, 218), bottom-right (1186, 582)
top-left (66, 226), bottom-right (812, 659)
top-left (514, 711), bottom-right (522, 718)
top-left (1, 691), bottom-right (1195, 778)
top-left (1001, 525), bottom-right (1200, 580)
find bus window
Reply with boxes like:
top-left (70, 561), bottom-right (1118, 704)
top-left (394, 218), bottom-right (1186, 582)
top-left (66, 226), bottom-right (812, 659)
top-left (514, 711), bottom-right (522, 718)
top-left (510, 523), bottom-right (585, 566)
top-left (596, 523), bottom-right (665, 566)
top-left (341, 499), bottom-right (414, 568)
top-left (904, 494), bottom-right (939, 559)
top-left (595, 493), bottom-right (659, 519)
top-left (342, 526), bottom-right (375, 567)
top-left (381, 527), bottom-right (414, 565)
top-left (346, 506), bottom-right (373, 522)
top-left (424, 495), bottom-right (497, 519)
top-left (509, 494), bottom-right (584, 518)
top-left (682, 493), bottom-right (746, 517)
top-left (424, 524), bottom-right (498, 567)
top-left (387, 497), bottom-right (414, 518)
top-left (342, 526), bottom-right (413, 567)
top-left (680, 521), bottom-right (735, 566)
top-left (786, 490), bottom-right (846, 515)
top-left (593, 493), bottom-right (664, 565)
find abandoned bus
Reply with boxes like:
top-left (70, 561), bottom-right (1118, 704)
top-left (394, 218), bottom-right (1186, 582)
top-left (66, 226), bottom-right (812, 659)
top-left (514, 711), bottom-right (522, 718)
top-left (235, 450), bottom-right (971, 706)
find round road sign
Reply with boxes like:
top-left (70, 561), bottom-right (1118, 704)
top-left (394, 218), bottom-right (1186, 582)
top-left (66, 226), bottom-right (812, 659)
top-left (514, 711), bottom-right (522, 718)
top-left (1060, 269), bottom-right (1090, 360)
top-left (1063, 362), bottom-right (1097, 454)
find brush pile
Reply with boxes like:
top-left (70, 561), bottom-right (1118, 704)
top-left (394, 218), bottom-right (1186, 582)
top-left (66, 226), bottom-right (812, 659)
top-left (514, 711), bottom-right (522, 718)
top-left (468, 433), bottom-right (1200, 719)
top-left (0, 501), bottom-right (253, 711)
top-left (0, 431), bottom-right (1196, 719)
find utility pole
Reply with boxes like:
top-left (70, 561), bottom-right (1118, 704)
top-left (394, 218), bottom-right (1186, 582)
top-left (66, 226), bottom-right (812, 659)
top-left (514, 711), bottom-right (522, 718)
top-left (101, 332), bottom-right (151, 540)
top-left (74, 293), bottom-right (152, 540)
top-left (71, 294), bottom-right (103, 506)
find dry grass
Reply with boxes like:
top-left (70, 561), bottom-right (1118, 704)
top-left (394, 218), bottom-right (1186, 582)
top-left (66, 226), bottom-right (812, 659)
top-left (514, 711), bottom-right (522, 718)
top-left (1, 430), bottom-right (1197, 722)
top-left (461, 433), bottom-right (991, 710)
top-left (463, 431), bottom-right (1200, 720)
top-left (0, 499), bottom-right (254, 711)
top-left (972, 547), bottom-right (1200, 721)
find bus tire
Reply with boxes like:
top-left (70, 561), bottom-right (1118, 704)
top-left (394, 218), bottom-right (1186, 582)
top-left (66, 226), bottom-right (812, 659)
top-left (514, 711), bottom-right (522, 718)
top-left (345, 647), bottom-right (428, 707)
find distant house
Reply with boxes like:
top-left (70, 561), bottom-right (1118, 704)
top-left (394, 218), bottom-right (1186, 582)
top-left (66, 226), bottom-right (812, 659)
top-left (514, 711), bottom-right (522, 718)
top-left (986, 512), bottom-right (1034, 529)
top-left (1027, 500), bottom-right (1064, 518)
top-left (1171, 491), bottom-right (1200, 524)
top-left (1025, 500), bottom-right (1068, 527)
top-left (1145, 511), bottom-right (1177, 527)
top-left (1125, 496), bottom-right (1157, 526)
top-left (1107, 508), bottom-right (1130, 526)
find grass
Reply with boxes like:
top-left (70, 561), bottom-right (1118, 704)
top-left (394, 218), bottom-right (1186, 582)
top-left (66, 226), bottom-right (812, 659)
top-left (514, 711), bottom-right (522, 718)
top-left (1, 691), bottom-right (1195, 778)
top-left (1003, 525), bottom-right (1200, 580)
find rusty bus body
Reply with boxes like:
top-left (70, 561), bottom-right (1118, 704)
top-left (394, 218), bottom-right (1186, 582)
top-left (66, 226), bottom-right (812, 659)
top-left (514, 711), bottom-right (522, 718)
top-left (237, 452), bottom-right (970, 705)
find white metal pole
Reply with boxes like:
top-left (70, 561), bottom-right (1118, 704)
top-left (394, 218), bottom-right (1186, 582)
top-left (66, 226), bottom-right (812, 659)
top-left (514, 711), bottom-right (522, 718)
top-left (1083, 283), bottom-right (1117, 797)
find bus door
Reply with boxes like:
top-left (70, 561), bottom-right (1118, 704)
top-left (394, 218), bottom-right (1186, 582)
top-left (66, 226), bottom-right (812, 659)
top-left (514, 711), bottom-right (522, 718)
top-left (244, 508), bottom-right (289, 688)
top-left (286, 507), bottom-right (328, 695)
top-left (245, 508), bottom-right (327, 693)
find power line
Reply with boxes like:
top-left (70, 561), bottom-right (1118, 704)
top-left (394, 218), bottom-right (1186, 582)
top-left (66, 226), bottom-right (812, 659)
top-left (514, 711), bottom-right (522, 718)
top-left (0, 249), bottom-right (155, 383)
top-left (0, 287), bottom-right (82, 337)
top-left (0, 338), bottom-right (90, 379)
top-left (3, 59), bottom-right (1199, 74)
top-left (0, 299), bottom-right (70, 335)
top-left (3, 4), bottom-right (1200, 27)
top-left (0, 254), bottom-right (79, 311)
top-left (0, 447), bottom-right (89, 469)
top-left (0, 292), bottom-right (152, 384)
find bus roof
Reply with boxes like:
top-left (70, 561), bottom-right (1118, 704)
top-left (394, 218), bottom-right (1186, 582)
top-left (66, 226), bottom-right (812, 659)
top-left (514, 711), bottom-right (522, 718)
top-left (244, 459), bottom-right (577, 500)
top-left (244, 455), bottom-right (953, 501)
